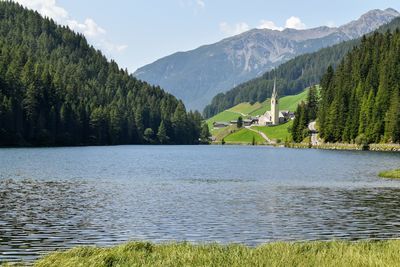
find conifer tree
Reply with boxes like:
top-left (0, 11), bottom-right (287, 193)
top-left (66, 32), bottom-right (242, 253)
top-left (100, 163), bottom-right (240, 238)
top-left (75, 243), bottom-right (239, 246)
top-left (157, 121), bottom-right (168, 144)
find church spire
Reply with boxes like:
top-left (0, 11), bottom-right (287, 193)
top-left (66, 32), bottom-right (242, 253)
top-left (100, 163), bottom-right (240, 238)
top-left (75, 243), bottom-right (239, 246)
top-left (271, 77), bottom-right (279, 125)
top-left (272, 77), bottom-right (277, 99)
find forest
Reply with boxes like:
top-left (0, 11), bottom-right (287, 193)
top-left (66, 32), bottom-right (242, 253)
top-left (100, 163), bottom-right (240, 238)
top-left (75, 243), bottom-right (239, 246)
top-left (317, 30), bottom-right (400, 144)
top-left (203, 17), bottom-right (400, 119)
top-left (0, 2), bottom-right (209, 146)
top-left (291, 30), bottom-right (400, 144)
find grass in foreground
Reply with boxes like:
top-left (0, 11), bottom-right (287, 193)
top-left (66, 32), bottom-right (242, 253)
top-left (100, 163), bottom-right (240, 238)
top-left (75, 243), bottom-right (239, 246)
top-left (35, 240), bottom-right (400, 267)
top-left (224, 128), bottom-right (265, 144)
top-left (379, 169), bottom-right (400, 179)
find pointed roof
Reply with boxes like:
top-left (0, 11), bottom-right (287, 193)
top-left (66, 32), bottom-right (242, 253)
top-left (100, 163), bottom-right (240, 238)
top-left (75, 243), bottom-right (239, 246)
top-left (272, 78), bottom-right (278, 99)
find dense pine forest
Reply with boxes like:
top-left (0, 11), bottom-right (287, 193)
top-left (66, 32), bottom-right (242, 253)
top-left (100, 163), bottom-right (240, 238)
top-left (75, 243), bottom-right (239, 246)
top-left (317, 30), bottom-right (400, 144)
top-left (0, 2), bottom-right (208, 146)
top-left (203, 17), bottom-right (400, 119)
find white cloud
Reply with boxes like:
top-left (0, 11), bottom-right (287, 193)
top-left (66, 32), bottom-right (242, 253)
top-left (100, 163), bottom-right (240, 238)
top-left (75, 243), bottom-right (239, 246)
top-left (256, 16), bottom-right (307, 32)
top-left (257, 20), bottom-right (283, 31)
top-left (285, 16), bottom-right (306, 29)
top-left (68, 19), bottom-right (106, 38)
top-left (221, 16), bottom-right (307, 37)
top-left (179, 0), bottom-right (205, 11)
top-left (219, 22), bottom-right (250, 36)
top-left (16, 0), bottom-right (68, 21)
top-left (13, 0), bottom-right (127, 54)
top-left (196, 0), bottom-right (205, 8)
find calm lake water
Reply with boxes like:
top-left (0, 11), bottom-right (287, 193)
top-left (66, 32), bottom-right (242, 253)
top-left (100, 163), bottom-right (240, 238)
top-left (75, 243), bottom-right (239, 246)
top-left (1, 145), bottom-right (400, 263)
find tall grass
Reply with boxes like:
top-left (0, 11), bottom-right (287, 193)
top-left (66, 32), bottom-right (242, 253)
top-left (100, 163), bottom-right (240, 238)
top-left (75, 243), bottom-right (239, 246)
top-left (379, 169), bottom-right (400, 179)
top-left (35, 240), bottom-right (400, 267)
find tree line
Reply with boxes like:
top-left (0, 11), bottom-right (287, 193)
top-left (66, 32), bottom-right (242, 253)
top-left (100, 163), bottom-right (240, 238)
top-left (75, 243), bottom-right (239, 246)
top-left (0, 2), bottom-right (210, 146)
top-left (291, 30), bottom-right (400, 144)
top-left (318, 30), bottom-right (400, 144)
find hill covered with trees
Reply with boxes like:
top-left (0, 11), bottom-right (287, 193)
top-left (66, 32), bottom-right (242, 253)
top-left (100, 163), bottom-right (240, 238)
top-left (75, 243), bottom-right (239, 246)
top-left (204, 17), bottom-right (400, 119)
top-left (317, 30), bottom-right (400, 144)
top-left (0, 2), bottom-right (207, 146)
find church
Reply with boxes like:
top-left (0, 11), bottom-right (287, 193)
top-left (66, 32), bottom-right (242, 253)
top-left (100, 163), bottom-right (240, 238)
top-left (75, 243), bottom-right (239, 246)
top-left (257, 79), bottom-right (293, 126)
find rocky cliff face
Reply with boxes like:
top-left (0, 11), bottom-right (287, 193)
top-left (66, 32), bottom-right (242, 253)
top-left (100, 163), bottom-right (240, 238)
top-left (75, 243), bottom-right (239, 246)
top-left (134, 9), bottom-right (399, 111)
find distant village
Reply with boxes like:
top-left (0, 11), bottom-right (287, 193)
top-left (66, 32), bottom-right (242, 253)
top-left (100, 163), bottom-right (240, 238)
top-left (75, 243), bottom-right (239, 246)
top-left (212, 80), bottom-right (295, 129)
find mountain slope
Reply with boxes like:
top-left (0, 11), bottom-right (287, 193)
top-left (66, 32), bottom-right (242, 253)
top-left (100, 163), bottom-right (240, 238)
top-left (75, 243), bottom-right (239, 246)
top-left (204, 16), bottom-right (400, 118)
top-left (134, 8), bottom-right (399, 111)
top-left (0, 2), bottom-right (203, 146)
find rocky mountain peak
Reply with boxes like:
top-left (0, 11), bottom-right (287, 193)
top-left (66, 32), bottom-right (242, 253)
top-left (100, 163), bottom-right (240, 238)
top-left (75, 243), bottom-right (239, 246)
top-left (134, 9), bottom-right (400, 111)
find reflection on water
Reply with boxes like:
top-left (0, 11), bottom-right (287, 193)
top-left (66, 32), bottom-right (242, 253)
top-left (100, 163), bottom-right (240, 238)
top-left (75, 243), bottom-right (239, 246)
top-left (0, 146), bottom-right (400, 263)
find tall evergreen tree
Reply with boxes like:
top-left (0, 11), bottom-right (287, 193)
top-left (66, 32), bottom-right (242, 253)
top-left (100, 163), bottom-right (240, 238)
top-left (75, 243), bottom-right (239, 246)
top-left (157, 120), bottom-right (168, 144)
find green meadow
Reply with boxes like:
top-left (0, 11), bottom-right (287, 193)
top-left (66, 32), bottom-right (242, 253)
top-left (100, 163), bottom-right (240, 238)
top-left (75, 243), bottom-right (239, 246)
top-left (207, 89), bottom-right (309, 144)
top-left (250, 88), bottom-right (310, 116)
top-left (224, 128), bottom-right (265, 144)
top-left (253, 120), bottom-right (293, 142)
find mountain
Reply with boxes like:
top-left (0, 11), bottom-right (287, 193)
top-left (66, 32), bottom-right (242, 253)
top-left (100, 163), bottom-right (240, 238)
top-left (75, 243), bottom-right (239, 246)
top-left (204, 16), bottom-right (400, 118)
top-left (134, 8), bottom-right (399, 111)
top-left (0, 2), bottom-right (206, 146)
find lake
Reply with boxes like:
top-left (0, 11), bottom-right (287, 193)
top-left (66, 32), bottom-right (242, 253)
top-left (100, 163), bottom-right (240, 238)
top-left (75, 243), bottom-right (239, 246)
top-left (1, 145), bottom-right (400, 263)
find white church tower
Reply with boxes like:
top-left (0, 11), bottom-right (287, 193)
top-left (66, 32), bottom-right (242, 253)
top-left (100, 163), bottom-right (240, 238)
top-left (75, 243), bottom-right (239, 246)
top-left (271, 78), bottom-right (279, 125)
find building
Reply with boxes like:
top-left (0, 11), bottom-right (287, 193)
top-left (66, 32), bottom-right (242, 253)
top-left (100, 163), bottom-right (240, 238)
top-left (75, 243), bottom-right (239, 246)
top-left (213, 122), bottom-right (230, 128)
top-left (257, 79), bottom-right (293, 126)
top-left (230, 118), bottom-right (258, 127)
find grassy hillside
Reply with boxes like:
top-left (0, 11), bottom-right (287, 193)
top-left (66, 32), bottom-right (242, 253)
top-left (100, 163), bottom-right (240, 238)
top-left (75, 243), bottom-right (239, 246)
top-left (229, 102), bottom-right (263, 115)
top-left (207, 89), bottom-right (308, 144)
top-left (213, 125), bottom-right (238, 141)
top-left (253, 120), bottom-right (293, 142)
top-left (250, 89), bottom-right (310, 116)
top-left (35, 240), bottom-right (400, 267)
top-left (207, 88), bottom-right (308, 131)
top-left (206, 111), bottom-right (241, 130)
top-left (224, 128), bottom-right (265, 144)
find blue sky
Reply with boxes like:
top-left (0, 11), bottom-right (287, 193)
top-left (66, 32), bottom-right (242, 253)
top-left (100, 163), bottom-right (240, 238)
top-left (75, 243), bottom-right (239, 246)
top-left (15, 0), bottom-right (400, 72)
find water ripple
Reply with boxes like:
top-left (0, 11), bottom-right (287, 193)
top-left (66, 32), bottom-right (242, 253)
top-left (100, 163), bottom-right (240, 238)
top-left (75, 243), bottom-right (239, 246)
top-left (1, 146), bottom-right (400, 263)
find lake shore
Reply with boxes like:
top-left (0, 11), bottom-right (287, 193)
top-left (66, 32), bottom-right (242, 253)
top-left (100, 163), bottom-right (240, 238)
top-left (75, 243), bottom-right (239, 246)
top-left (34, 240), bottom-right (400, 267)
top-left (287, 142), bottom-right (400, 152)
top-left (213, 141), bottom-right (400, 152)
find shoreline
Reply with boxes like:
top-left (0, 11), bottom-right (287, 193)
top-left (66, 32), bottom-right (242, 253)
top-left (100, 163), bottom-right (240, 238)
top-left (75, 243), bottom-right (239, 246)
top-left (33, 240), bottom-right (400, 267)
top-left (212, 141), bottom-right (400, 152)
top-left (287, 143), bottom-right (400, 152)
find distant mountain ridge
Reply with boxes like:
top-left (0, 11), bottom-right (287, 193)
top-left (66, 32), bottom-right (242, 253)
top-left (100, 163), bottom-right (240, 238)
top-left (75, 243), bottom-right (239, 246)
top-left (134, 8), bottom-right (399, 111)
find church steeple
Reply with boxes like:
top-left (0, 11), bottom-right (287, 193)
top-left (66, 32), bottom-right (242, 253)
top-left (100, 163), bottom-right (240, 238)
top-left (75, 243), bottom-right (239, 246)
top-left (271, 78), bottom-right (279, 125)
top-left (272, 78), bottom-right (278, 99)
